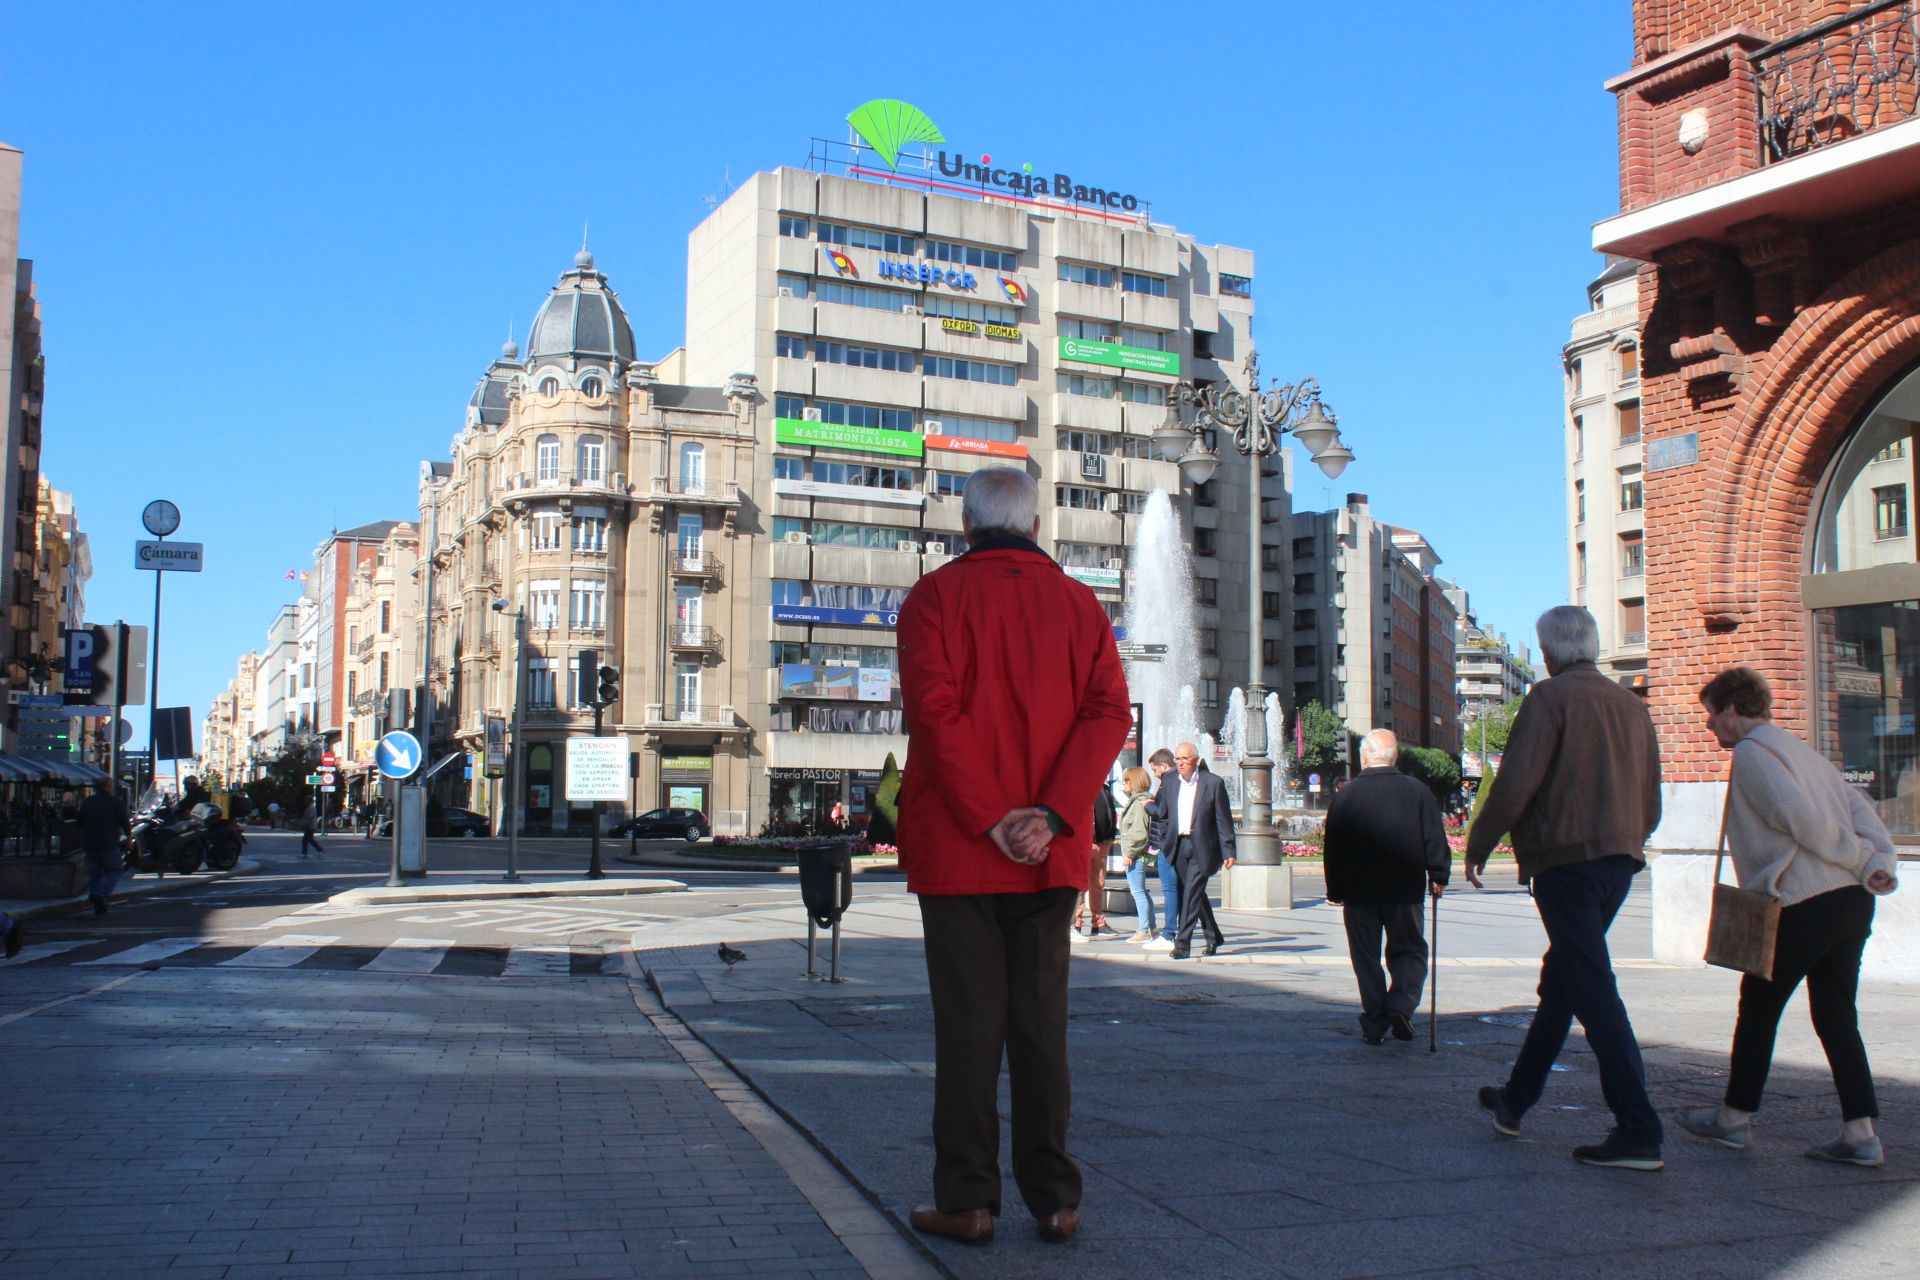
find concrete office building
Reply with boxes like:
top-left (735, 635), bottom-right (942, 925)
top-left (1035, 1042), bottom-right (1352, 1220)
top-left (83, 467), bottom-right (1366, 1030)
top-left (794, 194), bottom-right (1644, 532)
top-left (1565, 256), bottom-right (1646, 688)
top-left (682, 167), bottom-right (1272, 828)
top-left (1286, 494), bottom-right (1458, 763)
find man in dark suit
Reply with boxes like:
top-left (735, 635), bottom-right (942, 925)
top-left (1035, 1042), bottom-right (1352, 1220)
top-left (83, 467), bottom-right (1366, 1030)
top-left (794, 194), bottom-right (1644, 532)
top-left (1158, 741), bottom-right (1236, 958)
top-left (1323, 729), bottom-right (1449, 1044)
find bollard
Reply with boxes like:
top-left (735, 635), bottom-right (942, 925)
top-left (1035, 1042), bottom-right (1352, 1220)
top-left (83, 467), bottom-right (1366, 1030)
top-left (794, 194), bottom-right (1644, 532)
top-left (796, 841), bottom-right (855, 982)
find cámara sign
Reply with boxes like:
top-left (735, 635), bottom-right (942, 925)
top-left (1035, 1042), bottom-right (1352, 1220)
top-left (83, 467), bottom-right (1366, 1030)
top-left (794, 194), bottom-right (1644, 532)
top-left (845, 99), bottom-right (1147, 214)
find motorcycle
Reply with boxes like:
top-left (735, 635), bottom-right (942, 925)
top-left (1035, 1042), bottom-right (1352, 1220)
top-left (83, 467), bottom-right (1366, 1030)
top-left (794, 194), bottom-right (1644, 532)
top-left (204, 811), bottom-right (245, 871)
top-left (129, 801), bottom-right (213, 875)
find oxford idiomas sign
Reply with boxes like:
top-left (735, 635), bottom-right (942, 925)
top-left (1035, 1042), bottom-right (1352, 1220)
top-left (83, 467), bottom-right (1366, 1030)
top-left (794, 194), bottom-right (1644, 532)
top-left (846, 99), bottom-right (1145, 212)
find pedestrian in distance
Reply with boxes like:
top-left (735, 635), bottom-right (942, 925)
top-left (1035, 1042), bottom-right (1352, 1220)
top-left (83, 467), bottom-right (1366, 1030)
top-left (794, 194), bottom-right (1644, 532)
top-left (1465, 605), bottom-right (1666, 1171)
top-left (896, 466), bottom-right (1132, 1248)
top-left (1676, 667), bottom-right (1898, 1167)
top-left (1117, 767), bottom-right (1158, 942)
top-left (78, 777), bottom-right (132, 916)
top-left (1323, 729), bottom-right (1449, 1044)
top-left (300, 801), bottom-right (325, 859)
top-left (1142, 748), bottom-right (1181, 949)
top-left (1073, 781), bottom-right (1119, 939)
top-left (1156, 742), bottom-right (1236, 959)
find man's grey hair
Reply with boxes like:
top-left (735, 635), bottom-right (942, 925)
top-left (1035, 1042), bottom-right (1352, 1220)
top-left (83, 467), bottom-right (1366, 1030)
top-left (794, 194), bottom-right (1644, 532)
top-left (1360, 729), bottom-right (1399, 766)
top-left (1536, 605), bottom-right (1600, 668)
top-left (962, 467), bottom-right (1038, 540)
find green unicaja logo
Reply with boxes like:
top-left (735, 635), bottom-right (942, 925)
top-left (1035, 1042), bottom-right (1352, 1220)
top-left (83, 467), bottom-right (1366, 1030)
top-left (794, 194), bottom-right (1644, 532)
top-left (846, 99), bottom-right (944, 171)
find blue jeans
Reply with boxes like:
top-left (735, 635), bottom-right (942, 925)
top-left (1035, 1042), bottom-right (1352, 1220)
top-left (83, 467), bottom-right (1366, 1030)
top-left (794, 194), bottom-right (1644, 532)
top-left (1124, 859), bottom-right (1155, 933)
top-left (1503, 855), bottom-right (1662, 1144)
top-left (1156, 854), bottom-right (1181, 941)
top-left (86, 845), bottom-right (123, 903)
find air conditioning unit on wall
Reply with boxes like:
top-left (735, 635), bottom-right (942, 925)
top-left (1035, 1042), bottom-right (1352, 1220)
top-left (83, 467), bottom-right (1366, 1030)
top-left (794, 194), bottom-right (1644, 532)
top-left (896, 541), bottom-right (921, 554)
top-left (921, 420), bottom-right (945, 435)
top-left (902, 305), bottom-right (922, 316)
top-left (777, 286), bottom-right (795, 298)
top-left (803, 407), bottom-right (823, 422)
top-left (784, 531), bottom-right (811, 544)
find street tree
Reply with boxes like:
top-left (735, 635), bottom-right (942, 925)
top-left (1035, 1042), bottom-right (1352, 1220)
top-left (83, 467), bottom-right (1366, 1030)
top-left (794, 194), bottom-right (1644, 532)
top-left (1290, 700), bottom-right (1350, 777)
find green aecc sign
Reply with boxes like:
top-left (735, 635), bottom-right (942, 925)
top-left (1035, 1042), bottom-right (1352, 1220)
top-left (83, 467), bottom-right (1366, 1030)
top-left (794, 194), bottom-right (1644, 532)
top-left (775, 417), bottom-right (925, 458)
top-left (1057, 337), bottom-right (1180, 376)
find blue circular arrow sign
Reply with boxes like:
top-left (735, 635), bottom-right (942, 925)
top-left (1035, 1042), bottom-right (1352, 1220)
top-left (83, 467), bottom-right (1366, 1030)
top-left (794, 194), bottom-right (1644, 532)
top-left (376, 730), bottom-right (423, 780)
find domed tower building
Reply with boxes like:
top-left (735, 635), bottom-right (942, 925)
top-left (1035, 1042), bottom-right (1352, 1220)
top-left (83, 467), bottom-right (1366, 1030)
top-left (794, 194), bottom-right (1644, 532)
top-left (416, 252), bottom-right (757, 835)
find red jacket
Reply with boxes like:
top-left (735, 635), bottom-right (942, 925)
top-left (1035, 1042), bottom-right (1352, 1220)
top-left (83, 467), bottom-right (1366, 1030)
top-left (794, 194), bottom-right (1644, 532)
top-left (897, 539), bottom-right (1132, 895)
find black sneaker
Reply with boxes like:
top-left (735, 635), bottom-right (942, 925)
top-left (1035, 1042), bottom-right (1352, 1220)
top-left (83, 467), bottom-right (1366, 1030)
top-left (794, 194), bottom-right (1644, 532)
top-left (1478, 1086), bottom-right (1521, 1137)
top-left (1388, 1011), bottom-right (1414, 1041)
top-left (1573, 1129), bottom-right (1664, 1172)
top-left (3, 918), bottom-right (21, 959)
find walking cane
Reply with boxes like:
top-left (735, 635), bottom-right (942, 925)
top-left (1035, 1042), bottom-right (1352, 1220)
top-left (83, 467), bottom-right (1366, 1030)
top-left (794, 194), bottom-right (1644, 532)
top-left (1429, 888), bottom-right (1439, 1053)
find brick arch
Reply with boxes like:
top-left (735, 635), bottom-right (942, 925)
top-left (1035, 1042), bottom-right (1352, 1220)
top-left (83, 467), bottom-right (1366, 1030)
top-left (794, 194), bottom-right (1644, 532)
top-left (1698, 238), bottom-right (1920, 628)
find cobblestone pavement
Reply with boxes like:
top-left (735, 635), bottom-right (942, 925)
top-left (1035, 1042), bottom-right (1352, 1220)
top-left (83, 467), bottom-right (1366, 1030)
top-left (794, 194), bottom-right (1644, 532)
top-left (636, 876), bottom-right (1920, 1280)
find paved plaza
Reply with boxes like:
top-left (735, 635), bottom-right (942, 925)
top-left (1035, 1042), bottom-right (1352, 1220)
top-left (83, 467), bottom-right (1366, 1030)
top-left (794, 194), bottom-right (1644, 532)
top-left (5, 838), bottom-right (1920, 1278)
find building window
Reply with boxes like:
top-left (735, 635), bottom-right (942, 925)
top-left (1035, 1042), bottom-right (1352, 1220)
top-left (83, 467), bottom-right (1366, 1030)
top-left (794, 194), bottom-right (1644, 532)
top-left (1120, 271), bottom-right (1169, 297)
top-left (1118, 326), bottom-right (1168, 352)
top-left (774, 393), bottom-right (805, 420)
top-left (538, 376), bottom-right (560, 398)
top-left (817, 221), bottom-right (915, 255)
top-left (377, 653), bottom-right (389, 692)
top-left (1264, 639), bottom-right (1284, 666)
top-left (1572, 415), bottom-right (1584, 459)
top-left (814, 400), bottom-right (915, 433)
top-left (776, 334), bottom-right (806, 359)
top-left (569, 580), bottom-right (605, 632)
top-left (930, 413), bottom-right (1020, 444)
top-left (925, 355), bottom-right (1018, 386)
top-left (1294, 573), bottom-right (1316, 595)
top-left (814, 278), bottom-right (913, 313)
top-left (1576, 541), bottom-right (1588, 585)
top-left (1293, 644), bottom-right (1316, 667)
top-left (1193, 481), bottom-right (1216, 508)
top-left (1620, 532), bottom-right (1644, 577)
top-left (1292, 609), bottom-right (1315, 630)
top-left (1621, 598), bottom-right (1646, 646)
top-left (1876, 485), bottom-right (1909, 540)
top-left (1875, 438), bottom-right (1908, 462)
top-left (1618, 402), bottom-right (1640, 445)
top-left (1262, 591), bottom-right (1281, 619)
top-left (536, 435), bottom-right (562, 482)
top-left (1194, 527), bottom-right (1216, 557)
top-left (933, 473), bottom-right (966, 498)
top-left (572, 516), bottom-right (608, 554)
top-left (778, 214), bottom-right (809, 238)
top-left (529, 512), bottom-right (562, 552)
top-left (776, 273), bottom-right (809, 298)
top-left (1055, 485), bottom-right (1103, 510)
top-left (579, 375), bottom-right (603, 399)
top-left (1568, 359), bottom-right (1583, 396)
top-left (817, 340), bottom-right (914, 372)
top-left (1197, 578), bottom-right (1218, 606)
top-left (1058, 372), bottom-right (1116, 399)
top-left (1200, 630), bottom-right (1219, 656)
top-left (1575, 480), bottom-right (1586, 523)
top-left (1116, 380), bottom-right (1166, 406)
top-left (527, 658), bottom-right (555, 709)
top-left (577, 436), bottom-right (604, 482)
top-left (529, 582), bottom-right (561, 630)
top-left (1619, 344), bottom-right (1639, 382)
top-left (379, 600), bottom-right (391, 633)
top-left (1194, 331), bottom-right (1215, 359)
top-left (1057, 261), bottom-right (1115, 288)
top-left (1620, 476), bottom-right (1644, 511)
top-left (1219, 274), bottom-right (1252, 298)
top-left (773, 456), bottom-right (803, 480)
top-left (1057, 430), bottom-right (1113, 454)
top-left (1115, 492), bottom-right (1148, 514)
top-left (926, 239), bottom-right (1017, 272)
top-left (813, 462), bottom-right (916, 490)
top-left (1058, 317), bottom-right (1117, 342)
top-left (678, 442), bottom-right (706, 492)
top-left (1200, 678), bottom-right (1219, 708)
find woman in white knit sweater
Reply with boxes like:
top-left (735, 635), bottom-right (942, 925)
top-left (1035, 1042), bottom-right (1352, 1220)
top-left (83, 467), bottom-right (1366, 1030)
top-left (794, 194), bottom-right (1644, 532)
top-left (1676, 667), bottom-right (1898, 1168)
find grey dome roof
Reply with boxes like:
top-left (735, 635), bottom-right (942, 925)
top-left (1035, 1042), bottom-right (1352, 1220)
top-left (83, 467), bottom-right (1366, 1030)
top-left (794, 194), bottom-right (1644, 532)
top-left (526, 256), bottom-right (634, 364)
top-left (468, 370), bottom-right (513, 426)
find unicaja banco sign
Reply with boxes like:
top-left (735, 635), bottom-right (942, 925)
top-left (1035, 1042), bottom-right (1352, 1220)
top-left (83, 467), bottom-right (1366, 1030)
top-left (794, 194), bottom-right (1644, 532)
top-left (846, 98), bottom-right (1145, 212)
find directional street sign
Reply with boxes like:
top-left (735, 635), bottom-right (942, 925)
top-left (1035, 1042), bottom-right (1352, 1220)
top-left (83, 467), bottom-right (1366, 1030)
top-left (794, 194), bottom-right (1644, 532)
top-left (376, 730), bottom-right (423, 780)
top-left (1116, 642), bottom-right (1169, 663)
top-left (306, 774), bottom-right (324, 785)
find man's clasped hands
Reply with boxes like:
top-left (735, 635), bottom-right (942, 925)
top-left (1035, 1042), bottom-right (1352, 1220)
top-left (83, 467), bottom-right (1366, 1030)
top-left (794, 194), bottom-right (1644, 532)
top-left (987, 807), bottom-right (1055, 865)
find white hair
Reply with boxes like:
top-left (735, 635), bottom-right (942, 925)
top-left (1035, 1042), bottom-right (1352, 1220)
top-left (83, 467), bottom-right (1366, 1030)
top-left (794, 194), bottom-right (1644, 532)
top-left (962, 467), bottom-right (1038, 540)
top-left (1536, 605), bottom-right (1600, 668)
top-left (1360, 729), bottom-right (1399, 766)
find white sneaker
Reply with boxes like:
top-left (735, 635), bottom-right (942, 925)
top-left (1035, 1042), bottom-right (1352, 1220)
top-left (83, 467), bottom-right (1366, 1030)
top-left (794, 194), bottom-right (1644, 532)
top-left (1069, 930), bottom-right (1088, 944)
top-left (1142, 937), bottom-right (1173, 952)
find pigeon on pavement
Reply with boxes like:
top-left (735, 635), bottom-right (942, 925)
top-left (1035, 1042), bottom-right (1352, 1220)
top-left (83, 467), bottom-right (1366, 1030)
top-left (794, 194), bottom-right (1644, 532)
top-left (717, 943), bottom-right (747, 966)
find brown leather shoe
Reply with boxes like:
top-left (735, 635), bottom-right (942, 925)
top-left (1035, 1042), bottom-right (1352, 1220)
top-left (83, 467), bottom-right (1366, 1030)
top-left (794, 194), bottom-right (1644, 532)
top-left (909, 1205), bottom-right (994, 1245)
top-left (1036, 1207), bottom-right (1080, 1243)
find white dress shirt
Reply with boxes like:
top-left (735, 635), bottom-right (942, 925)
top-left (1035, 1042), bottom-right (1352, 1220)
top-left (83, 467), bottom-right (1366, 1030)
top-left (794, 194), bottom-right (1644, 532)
top-left (1177, 772), bottom-right (1198, 837)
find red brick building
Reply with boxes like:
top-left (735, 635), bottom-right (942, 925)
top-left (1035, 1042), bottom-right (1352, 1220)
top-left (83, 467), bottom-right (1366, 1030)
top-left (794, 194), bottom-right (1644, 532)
top-left (1594, 1), bottom-right (1920, 850)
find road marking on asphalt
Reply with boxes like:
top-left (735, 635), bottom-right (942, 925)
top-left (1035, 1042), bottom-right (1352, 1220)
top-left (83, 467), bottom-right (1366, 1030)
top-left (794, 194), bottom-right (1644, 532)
top-left (78, 937), bottom-right (221, 967)
top-left (217, 934), bottom-right (340, 968)
top-left (0, 940), bottom-right (91, 968)
top-left (500, 946), bottom-right (573, 977)
top-left (362, 938), bottom-right (457, 974)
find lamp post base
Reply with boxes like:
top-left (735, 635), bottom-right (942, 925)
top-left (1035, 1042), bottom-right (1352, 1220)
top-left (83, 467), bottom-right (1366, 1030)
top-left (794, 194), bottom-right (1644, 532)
top-left (1223, 860), bottom-right (1294, 910)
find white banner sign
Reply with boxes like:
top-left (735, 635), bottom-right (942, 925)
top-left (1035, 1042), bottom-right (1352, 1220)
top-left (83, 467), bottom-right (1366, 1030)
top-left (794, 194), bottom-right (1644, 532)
top-left (565, 736), bottom-right (629, 802)
top-left (134, 540), bottom-right (205, 572)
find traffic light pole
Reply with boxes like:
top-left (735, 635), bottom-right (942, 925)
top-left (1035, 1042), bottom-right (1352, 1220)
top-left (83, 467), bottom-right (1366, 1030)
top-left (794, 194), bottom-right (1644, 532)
top-left (588, 700), bottom-right (605, 880)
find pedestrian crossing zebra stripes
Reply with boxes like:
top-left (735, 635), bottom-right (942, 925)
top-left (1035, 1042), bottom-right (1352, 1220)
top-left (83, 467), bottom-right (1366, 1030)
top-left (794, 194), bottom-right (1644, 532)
top-left (3, 933), bottom-right (612, 978)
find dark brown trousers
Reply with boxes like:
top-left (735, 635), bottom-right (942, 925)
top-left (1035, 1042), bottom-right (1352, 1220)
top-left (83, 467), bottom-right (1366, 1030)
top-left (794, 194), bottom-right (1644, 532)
top-left (918, 886), bottom-right (1080, 1219)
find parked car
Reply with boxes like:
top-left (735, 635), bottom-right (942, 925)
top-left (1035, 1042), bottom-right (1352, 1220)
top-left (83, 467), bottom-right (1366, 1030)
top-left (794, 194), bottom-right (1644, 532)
top-left (612, 807), bottom-right (708, 842)
top-left (377, 807), bottom-right (490, 837)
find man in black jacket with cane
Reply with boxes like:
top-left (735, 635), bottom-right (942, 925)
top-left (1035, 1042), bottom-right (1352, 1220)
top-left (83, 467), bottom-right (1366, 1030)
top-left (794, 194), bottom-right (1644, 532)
top-left (1323, 730), bottom-right (1449, 1045)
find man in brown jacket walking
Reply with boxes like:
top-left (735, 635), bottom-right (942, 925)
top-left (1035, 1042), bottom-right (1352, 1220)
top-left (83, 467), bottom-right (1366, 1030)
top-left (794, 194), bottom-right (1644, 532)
top-left (1465, 605), bottom-right (1665, 1171)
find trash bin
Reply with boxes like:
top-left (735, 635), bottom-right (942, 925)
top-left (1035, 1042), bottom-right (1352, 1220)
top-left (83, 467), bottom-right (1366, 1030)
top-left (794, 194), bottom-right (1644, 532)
top-left (797, 841), bottom-right (854, 929)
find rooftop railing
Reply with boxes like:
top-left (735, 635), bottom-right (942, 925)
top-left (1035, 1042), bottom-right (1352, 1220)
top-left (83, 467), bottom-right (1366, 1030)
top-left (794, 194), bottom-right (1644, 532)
top-left (1756, 0), bottom-right (1919, 162)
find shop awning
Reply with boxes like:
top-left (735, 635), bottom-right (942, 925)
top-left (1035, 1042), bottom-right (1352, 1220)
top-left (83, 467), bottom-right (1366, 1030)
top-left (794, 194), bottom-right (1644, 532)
top-left (40, 758), bottom-right (108, 785)
top-left (0, 753), bottom-right (47, 781)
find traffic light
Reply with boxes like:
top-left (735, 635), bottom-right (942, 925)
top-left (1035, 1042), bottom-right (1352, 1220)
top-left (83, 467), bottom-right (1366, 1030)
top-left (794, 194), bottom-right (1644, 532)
top-left (597, 665), bottom-right (620, 707)
top-left (384, 688), bottom-right (410, 735)
top-left (576, 649), bottom-right (597, 707)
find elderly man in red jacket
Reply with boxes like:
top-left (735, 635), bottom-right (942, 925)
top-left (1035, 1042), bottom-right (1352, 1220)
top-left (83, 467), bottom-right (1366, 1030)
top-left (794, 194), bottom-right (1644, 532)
top-left (898, 466), bottom-right (1131, 1248)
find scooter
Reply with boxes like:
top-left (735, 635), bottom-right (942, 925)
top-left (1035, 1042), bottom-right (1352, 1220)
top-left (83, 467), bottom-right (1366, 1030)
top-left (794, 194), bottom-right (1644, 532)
top-left (204, 812), bottom-right (245, 871)
top-left (129, 802), bottom-right (212, 875)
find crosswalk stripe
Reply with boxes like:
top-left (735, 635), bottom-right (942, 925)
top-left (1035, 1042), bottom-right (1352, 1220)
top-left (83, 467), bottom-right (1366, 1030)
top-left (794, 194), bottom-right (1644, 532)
top-left (217, 934), bottom-right (339, 968)
top-left (78, 937), bottom-right (217, 967)
top-left (362, 937), bottom-right (456, 974)
top-left (0, 940), bottom-right (91, 968)
top-left (501, 946), bottom-right (573, 977)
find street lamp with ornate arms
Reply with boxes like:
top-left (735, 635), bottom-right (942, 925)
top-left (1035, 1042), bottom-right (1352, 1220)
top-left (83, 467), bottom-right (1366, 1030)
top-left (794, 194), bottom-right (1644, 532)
top-left (1151, 350), bottom-right (1355, 866)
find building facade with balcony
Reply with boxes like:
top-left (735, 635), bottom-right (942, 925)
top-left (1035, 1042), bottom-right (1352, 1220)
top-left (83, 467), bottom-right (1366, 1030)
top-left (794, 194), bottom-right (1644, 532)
top-left (340, 521), bottom-right (420, 803)
top-left (1290, 494), bottom-right (1458, 763)
top-left (1, 143), bottom-right (48, 746)
top-left (682, 168), bottom-right (1276, 830)
top-left (418, 252), bottom-right (757, 833)
top-left (1589, 1), bottom-right (1920, 960)
top-left (1564, 257), bottom-right (1647, 687)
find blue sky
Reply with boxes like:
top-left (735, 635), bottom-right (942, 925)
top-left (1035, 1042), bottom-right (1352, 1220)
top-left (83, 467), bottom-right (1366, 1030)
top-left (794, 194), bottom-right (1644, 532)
top-left (3, 1), bottom-right (1627, 750)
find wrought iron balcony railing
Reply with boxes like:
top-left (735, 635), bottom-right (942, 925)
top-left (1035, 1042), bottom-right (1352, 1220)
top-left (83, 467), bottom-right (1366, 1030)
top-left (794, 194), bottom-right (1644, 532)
top-left (668, 550), bottom-right (724, 579)
top-left (650, 477), bottom-right (741, 505)
top-left (1755, 0), bottom-right (1920, 163)
top-left (666, 625), bottom-right (724, 657)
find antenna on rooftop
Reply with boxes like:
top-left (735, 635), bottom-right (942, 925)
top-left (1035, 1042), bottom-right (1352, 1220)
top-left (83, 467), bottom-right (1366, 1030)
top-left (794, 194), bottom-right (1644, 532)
top-left (704, 166), bottom-right (733, 211)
